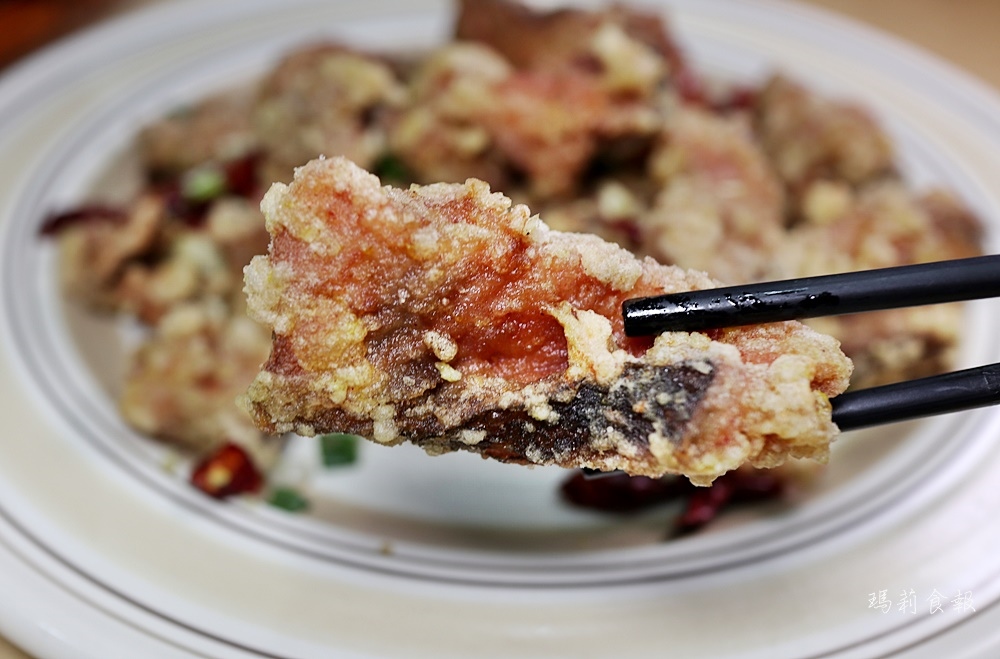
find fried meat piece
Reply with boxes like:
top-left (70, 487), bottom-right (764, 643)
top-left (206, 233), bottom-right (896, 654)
top-left (388, 44), bottom-right (514, 189)
top-left (534, 178), bottom-right (653, 250)
top-left (56, 188), bottom-right (269, 324)
top-left (254, 45), bottom-right (405, 184)
top-left (140, 89), bottom-right (257, 177)
top-left (57, 194), bottom-right (165, 312)
top-left (110, 198), bottom-right (264, 325)
top-left (754, 75), bottom-right (895, 197)
top-left (774, 181), bottom-right (983, 387)
top-left (644, 108), bottom-right (785, 284)
top-left (389, 42), bottom-right (649, 199)
top-left (120, 299), bottom-right (272, 452)
top-left (483, 69), bottom-right (615, 197)
top-left (242, 157), bottom-right (851, 483)
top-left (393, 0), bottom-right (682, 199)
top-left (455, 0), bottom-right (684, 82)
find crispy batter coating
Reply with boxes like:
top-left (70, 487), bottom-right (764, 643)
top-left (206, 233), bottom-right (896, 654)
top-left (58, 195), bottom-right (163, 311)
top-left (121, 300), bottom-right (271, 452)
top-left (242, 157), bottom-right (851, 483)
top-left (388, 44), bottom-right (514, 189)
top-left (754, 75), bottom-right (895, 193)
top-left (58, 193), bottom-right (267, 325)
top-left (254, 45), bottom-right (405, 184)
top-left (388, 42), bottom-right (655, 199)
top-left (140, 89), bottom-right (257, 177)
top-left (455, 0), bottom-right (685, 80)
top-left (645, 108), bottom-right (785, 284)
top-left (56, 190), bottom-right (272, 454)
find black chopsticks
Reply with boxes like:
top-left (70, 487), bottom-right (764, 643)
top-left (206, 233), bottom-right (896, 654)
top-left (829, 362), bottom-right (1000, 431)
top-left (623, 255), bottom-right (1000, 335)
top-left (622, 255), bottom-right (1000, 432)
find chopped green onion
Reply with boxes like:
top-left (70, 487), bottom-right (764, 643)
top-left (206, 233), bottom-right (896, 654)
top-left (372, 154), bottom-right (411, 184)
top-left (181, 165), bottom-right (227, 202)
top-left (267, 486), bottom-right (310, 512)
top-left (319, 433), bottom-right (359, 467)
top-left (167, 105), bottom-right (193, 120)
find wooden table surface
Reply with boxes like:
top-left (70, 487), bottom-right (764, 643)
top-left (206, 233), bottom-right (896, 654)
top-left (1, 0), bottom-right (998, 656)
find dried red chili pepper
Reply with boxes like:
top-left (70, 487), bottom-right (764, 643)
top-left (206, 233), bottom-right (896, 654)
top-left (673, 470), bottom-right (785, 536)
top-left (38, 205), bottom-right (126, 236)
top-left (561, 471), bottom-right (691, 513)
top-left (223, 151), bottom-right (261, 198)
top-left (560, 467), bottom-right (786, 536)
top-left (719, 85), bottom-right (758, 112)
top-left (675, 66), bottom-right (707, 106)
top-left (674, 66), bottom-right (758, 114)
top-left (190, 442), bottom-right (263, 499)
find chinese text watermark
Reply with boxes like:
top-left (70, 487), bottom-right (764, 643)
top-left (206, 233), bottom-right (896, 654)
top-left (867, 589), bottom-right (975, 615)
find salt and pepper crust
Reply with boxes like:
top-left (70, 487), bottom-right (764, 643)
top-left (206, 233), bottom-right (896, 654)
top-left (242, 157), bottom-right (852, 483)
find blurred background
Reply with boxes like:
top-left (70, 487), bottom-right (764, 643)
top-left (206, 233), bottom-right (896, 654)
top-left (2, 0), bottom-right (1000, 88)
top-left (1, 0), bottom-right (998, 656)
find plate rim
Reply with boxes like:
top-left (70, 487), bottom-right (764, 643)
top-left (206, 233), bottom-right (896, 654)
top-left (2, 0), bottom-right (1000, 657)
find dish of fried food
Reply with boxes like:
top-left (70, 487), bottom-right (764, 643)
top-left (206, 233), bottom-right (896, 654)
top-left (48, 0), bottom-right (981, 497)
top-left (242, 157), bottom-right (851, 484)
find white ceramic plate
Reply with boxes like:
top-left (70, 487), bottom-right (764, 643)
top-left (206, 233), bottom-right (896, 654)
top-left (1, 0), bottom-right (1000, 656)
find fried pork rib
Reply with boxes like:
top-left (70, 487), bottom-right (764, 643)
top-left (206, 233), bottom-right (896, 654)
top-left (242, 157), bottom-right (852, 483)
